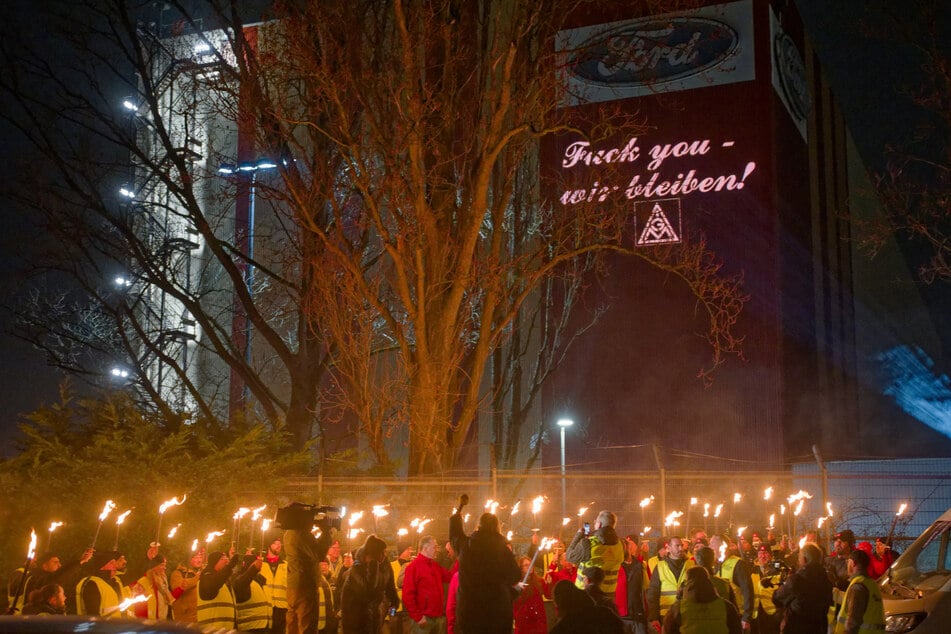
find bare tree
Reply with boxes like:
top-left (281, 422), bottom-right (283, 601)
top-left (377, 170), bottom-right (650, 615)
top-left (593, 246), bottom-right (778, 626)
top-left (854, 1), bottom-right (951, 284)
top-left (1, 0), bottom-right (746, 474)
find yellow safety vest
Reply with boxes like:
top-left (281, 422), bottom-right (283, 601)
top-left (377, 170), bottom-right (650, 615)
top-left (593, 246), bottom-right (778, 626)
top-left (7, 567), bottom-right (27, 613)
top-left (236, 579), bottom-right (271, 631)
top-left (197, 580), bottom-right (236, 630)
top-left (261, 561), bottom-right (288, 609)
top-left (318, 582), bottom-right (333, 630)
top-left (751, 571), bottom-right (780, 617)
top-left (574, 537), bottom-right (625, 594)
top-left (77, 575), bottom-right (122, 617)
top-left (679, 596), bottom-right (729, 634)
top-left (720, 555), bottom-right (752, 619)
top-left (656, 559), bottom-right (696, 617)
top-left (834, 575), bottom-right (885, 634)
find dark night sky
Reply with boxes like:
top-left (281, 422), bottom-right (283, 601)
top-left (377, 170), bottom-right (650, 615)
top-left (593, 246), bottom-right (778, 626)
top-left (0, 0), bottom-right (948, 455)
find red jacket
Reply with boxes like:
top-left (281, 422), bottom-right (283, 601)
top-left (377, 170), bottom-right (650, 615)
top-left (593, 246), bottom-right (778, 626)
top-left (402, 554), bottom-right (453, 622)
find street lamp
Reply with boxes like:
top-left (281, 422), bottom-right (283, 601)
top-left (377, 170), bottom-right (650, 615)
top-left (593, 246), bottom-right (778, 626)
top-left (218, 159), bottom-right (278, 410)
top-left (557, 418), bottom-right (574, 520)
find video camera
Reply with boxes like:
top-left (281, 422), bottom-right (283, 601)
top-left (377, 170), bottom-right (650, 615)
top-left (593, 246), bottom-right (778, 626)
top-left (768, 558), bottom-right (791, 584)
top-left (275, 502), bottom-right (343, 532)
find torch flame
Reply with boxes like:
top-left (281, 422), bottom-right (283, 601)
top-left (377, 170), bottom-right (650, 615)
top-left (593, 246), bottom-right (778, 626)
top-left (714, 504), bottom-right (723, 518)
top-left (48, 521), bottom-right (63, 533)
top-left (639, 496), bottom-right (654, 509)
top-left (167, 524), bottom-right (180, 539)
top-left (769, 514), bottom-right (775, 529)
top-left (372, 505), bottom-right (389, 518)
top-left (205, 530), bottom-right (225, 544)
top-left (794, 500), bottom-right (805, 516)
top-left (28, 529), bottom-right (37, 559)
top-left (98, 500), bottom-right (117, 522)
top-left (489, 501), bottom-right (500, 515)
top-left (798, 536), bottom-right (807, 549)
top-left (733, 493), bottom-right (742, 504)
top-left (577, 506), bottom-right (588, 517)
top-left (159, 495), bottom-right (186, 514)
top-left (114, 595), bottom-right (149, 613)
top-left (410, 518), bottom-right (420, 528)
top-left (736, 526), bottom-right (747, 538)
top-left (897, 503), bottom-right (907, 517)
top-left (764, 486), bottom-right (773, 501)
top-left (787, 490), bottom-right (813, 504)
top-left (826, 502), bottom-right (834, 517)
top-left (348, 528), bottom-right (363, 540)
top-left (417, 518), bottom-right (432, 533)
top-left (562, 517), bottom-right (571, 526)
top-left (664, 511), bottom-right (684, 527)
top-left (690, 497), bottom-right (698, 506)
top-left (251, 505), bottom-right (267, 521)
top-left (703, 503), bottom-right (710, 517)
top-left (116, 510), bottom-right (132, 525)
top-left (348, 511), bottom-right (364, 527)
top-left (191, 539), bottom-right (198, 552)
top-left (463, 513), bottom-right (470, 524)
top-left (780, 504), bottom-right (786, 515)
top-left (233, 507), bottom-right (251, 520)
top-left (818, 517), bottom-right (828, 528)
top-left (506, 530), bottom-right (513, 541)
top-left (511, 500), bottom-right (521, 516)
top-left (718, 542), bottom-right (727, 562)
top-left (642, 526), bottom-right (652, 535)
top-left (397, 528), bottom-right (409, 537)
top-left (261, 519), bottom-right (271, 532)
top-left (531, 496), bottom-right (545, 515)
top-left (484, 499), bottom-right (495, 510)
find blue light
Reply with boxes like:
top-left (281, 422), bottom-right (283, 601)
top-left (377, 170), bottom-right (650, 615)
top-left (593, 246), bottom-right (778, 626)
top-left (877, 345), bottom-right (951, 438)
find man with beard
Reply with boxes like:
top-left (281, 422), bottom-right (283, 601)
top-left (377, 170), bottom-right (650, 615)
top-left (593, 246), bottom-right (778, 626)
top-left (261, 538), bottom-right (289, 634)
top-left (21, 584), bottom-right (67, 615)
top-left (449, 494), bottom-right (522, 634)
top-left (76, 551), bottom-right (124, 617)
top-left (170, 549), bottom-right (204, 623)
top-left (646, 536), bottom-right (695, 631)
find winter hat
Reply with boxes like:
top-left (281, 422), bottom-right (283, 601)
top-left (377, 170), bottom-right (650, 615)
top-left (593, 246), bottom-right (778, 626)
top-left (147, 555), bottom-right (166, 570)
top-left (361, 534), bottom-right (387, 561)
top-left (92, 550), bottom-right (120, 570)
top-left (205, 551), bottom-right (227, 570)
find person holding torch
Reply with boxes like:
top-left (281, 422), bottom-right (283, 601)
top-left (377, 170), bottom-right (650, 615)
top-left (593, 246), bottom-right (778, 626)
top-left (449, 493), bottom-right (522, 634)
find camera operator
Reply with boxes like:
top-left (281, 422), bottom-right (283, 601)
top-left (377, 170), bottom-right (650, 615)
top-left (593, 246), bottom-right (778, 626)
top-left (281, 503), bottom-right (339, 634)
top-left (771, 543), bottom-right (833, 634)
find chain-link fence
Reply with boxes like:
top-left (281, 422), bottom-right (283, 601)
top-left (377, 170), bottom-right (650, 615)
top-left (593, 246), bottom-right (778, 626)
top-left (278, 459), bottom-right (951, 555)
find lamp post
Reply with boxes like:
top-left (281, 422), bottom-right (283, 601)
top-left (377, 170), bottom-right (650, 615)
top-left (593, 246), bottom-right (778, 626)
top-left (218, 159), bottom-right (277, 410)
top-left (557, 418), bottom-right (574, 520)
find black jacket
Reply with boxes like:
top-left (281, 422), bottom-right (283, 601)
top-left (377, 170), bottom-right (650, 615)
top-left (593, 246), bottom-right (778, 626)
top-left (772, 562), bottom-right (834, 634)
top-left (621, 558), bottom-right (647, 623)
top-left (450, 512), bottom-right (521, 634)
top-left (339, 558), bottom-right (398, 633)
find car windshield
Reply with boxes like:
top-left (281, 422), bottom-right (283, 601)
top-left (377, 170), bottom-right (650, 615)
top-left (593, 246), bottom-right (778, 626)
top-left (886, 520), bottom-right (951, 594)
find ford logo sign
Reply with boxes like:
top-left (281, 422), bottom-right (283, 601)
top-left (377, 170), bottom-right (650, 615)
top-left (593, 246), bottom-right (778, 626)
top-left (566, 18), bottom-right (739, 86)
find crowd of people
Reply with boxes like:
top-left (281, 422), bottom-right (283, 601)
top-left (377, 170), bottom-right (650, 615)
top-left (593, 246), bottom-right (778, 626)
top-left (4, 496), bottom-right (895, 634)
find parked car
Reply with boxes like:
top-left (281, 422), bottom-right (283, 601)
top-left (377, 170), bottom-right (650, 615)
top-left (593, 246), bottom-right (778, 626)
top-left (880, 506), bottom-right (951, 633)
